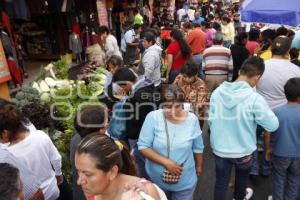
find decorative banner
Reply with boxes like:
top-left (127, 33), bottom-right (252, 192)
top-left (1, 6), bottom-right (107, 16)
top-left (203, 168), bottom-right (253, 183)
top-left (96, 0), bottom-right (109, 27)
top-left (0, 40), bottom-right (11, 84)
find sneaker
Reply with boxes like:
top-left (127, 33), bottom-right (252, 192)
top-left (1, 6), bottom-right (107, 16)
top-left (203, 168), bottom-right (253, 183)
top-left (244, 188), bottom-right (253, 200)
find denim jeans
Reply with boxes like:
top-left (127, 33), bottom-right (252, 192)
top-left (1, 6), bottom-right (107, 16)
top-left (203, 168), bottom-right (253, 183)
top-left (128, 139), bottom-right (148, 178)
top-left (272, 155), bottom-right (300, 200)
top-left (223, 40), bottom-right (232, 48)
top-left (192, 54), bottom-right (204, 80)
top-left (250, 126), bottom-right (272, 176)
top-left (168, 69), bottom-right (181, 84)
top-left (214, 154), bottom-right (253, 200)
top-left (164, 184), bottom-right (197, 200)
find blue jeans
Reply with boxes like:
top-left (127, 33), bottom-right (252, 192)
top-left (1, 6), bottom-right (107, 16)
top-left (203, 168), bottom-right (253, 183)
top-left (223, 40), bottom-right (232, 48)
top-left (214, 154), bottom-right (253, 200)
top-left (128, 139), bottom-right (148, 178)
top-left (168, 69), bottom-right (181, 84)
top-left (192, 54), bottom-right (204, 80)
top-left (272, 155), bottom-right (300, 200)
top-left (251, 126), bottom-right (272, 176)
top-left (164, 184), bottom-right (196, 200)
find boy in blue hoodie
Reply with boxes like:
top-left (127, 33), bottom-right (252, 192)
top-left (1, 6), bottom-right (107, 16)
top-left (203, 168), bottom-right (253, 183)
top-left (208, 56), bottom-right (279, 200)
top-left (265, 77), bottom-right (300, 200)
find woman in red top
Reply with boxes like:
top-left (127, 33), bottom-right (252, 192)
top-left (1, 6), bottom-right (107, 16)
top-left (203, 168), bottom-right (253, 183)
top-left (166, 29), bottom-right (191, 83)
top-left (75, 133), bottom-right (162, 200)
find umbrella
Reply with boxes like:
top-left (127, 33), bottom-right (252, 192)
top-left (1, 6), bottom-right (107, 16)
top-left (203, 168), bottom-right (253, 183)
top-left (241, 0), bottom-right (300, 26)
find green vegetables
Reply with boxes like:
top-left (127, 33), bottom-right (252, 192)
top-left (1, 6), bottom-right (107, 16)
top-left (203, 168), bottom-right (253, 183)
top-left (12, 86), bottom-right (41, 107)
top-left (13, 58), bottom-right (108, 182)
top-left (53, 60), bottom-right (69, 79)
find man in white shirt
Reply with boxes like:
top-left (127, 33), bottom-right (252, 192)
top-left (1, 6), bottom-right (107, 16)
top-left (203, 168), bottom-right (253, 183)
top-left (257, 36), bottom-right (300, 109)
top-left (99, 26), bottom-right (122, 59)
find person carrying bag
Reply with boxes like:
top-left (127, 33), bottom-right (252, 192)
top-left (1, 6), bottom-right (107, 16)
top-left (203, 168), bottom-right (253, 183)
top-left (138, 85), bottom-right (204, 200)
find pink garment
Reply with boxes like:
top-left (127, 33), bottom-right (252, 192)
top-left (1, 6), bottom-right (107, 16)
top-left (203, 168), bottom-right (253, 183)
top-left (205, 28), bottom-right (216, 48)
top-left (246, 41), bottom-right (260, 55)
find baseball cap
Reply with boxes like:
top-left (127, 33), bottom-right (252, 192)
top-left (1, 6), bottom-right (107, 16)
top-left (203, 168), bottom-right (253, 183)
top-left (271, 36), bottom-right (291, 55)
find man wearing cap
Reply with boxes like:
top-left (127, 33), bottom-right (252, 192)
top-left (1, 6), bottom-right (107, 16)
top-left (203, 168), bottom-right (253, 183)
top-left (257, 36), bottom-right (300, 109)
top-left (186, 20), bottom-right (207, 79)
top-left (256, 36), bottom-right (300, 177)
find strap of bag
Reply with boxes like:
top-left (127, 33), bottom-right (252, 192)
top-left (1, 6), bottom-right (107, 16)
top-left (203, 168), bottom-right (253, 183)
top-left (163, 113), bottom-right (170, 159)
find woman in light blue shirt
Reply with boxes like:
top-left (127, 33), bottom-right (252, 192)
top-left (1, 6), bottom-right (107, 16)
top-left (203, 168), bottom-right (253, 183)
top-left (138, 85), bottom-right (204, 200)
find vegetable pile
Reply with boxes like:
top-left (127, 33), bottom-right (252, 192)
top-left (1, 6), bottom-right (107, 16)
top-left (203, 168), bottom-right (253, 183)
top-left (12, 59), bottom-right (108, 181)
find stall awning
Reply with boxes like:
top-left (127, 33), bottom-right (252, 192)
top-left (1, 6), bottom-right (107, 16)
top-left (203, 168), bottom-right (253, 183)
top-left (241, 0), bottom-right (300, 26)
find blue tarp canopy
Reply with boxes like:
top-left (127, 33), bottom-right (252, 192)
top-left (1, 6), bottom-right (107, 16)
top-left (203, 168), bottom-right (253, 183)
top-left (241, 0), bottom-right (300, 26)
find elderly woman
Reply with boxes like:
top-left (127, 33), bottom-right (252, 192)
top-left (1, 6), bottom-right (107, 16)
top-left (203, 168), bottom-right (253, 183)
top-left (138, 85), bottom-right (204, 200)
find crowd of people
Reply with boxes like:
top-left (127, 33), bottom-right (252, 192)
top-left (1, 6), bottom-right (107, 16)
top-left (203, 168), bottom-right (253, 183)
top-left (1, 1), bottom-right (300, 200)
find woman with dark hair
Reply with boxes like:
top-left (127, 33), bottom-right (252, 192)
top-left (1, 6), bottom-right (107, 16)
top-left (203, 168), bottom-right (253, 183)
top-left (230, 32), bottom-right (250, 81)
top-left (138, 85), bottom-right (204, 200)
top-left (246, 28), bottom-right (260, 55)
top-left (75, 133), bottom-right (166, 200)
top-left (166, 29), bottom-right (191, 83)
top-left (0, 104), bottom-right (62, 200)
top-left (173, 60), bottom-right (208, 124)
top-left (70, 105), bottom-right (109, 200)
top-left (256, 29), bottom-right (277, 60)
top-left (104, 55), bottom-right (124, 89)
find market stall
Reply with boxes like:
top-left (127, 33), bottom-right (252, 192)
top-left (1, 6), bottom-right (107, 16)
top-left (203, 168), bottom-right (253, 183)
top-left (241, 0), bottom-right (300, 26)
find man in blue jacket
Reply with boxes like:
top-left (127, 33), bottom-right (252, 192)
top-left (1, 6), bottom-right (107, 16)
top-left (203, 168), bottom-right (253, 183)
top-left (208, 56), bottom-right (279, 200)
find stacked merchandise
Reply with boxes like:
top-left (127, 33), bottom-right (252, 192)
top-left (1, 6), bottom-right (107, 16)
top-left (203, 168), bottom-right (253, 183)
top-left (18, 23), bottom-right (52, 56)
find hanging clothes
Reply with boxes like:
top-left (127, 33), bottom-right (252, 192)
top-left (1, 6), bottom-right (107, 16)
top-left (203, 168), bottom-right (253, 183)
top-left (13, 0), bottom-right (30, 20)
top-left (7, 57), bottom-right (23, 86)
top-left (1, 12), bottom-right (14, 44)
top-left (25, 0), bottom-right (48, 16)
top-left (82, 28), bottom-right (91, 49)
top-left (91, 32), bottom-right (98, 45)
top-left (71, 23), bottom-right (81, 35)
top-left (69, 33), bottom-right (82, 54)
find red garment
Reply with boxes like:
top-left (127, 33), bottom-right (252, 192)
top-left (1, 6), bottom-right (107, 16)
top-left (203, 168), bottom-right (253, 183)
top-left (7, 58), bottom-right (23, 86)
top-left (160, 29), bottom-right (171, 40)
top-left (72, 23), bottom-right (81, 35)
top-left (1, 12), bottom-right (14, 44)
top-left (167, 41), bottom-right (189, 70)
top-left (246, 41), bottom-right (260, 55)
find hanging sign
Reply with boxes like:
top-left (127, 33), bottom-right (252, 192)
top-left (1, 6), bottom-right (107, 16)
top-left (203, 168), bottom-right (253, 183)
top-left (0, 40), bottom-right (11, 84)
top-left (97, 0), bottom-right (109, 27)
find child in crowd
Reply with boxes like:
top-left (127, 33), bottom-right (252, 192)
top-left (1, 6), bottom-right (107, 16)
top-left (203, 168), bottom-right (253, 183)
top-left (266, 77), bottom-right (300, 200)
top-left (289, 48), bottom-right (300, 67)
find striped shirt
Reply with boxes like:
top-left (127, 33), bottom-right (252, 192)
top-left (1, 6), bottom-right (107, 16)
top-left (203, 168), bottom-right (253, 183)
top-left (202, 45), bottom-right (233, 80)
top-left (0, 148), bottom-right (40, 200)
